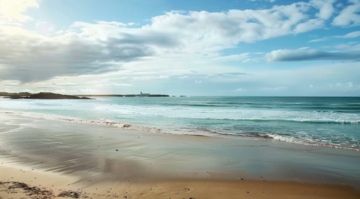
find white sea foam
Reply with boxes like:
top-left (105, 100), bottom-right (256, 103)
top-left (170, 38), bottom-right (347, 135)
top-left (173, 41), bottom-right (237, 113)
top-left (1, 110), bottom-right (359, 151)
top-left (262, 133), bottom-right (360, 151)
top-left (92, 103), bottom-right (360, 124)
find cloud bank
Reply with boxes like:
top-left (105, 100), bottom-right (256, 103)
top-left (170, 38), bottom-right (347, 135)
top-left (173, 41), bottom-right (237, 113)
top-left (0, 0), bottom-right (359, 84)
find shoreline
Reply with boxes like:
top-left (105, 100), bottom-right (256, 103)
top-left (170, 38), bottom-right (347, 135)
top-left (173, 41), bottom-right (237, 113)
top-left (1, 109), bottom-right (359, 152)
top-left (1, 164), bottom-right (359, 199)
top-left (1, 110), bottom-right (360, 198)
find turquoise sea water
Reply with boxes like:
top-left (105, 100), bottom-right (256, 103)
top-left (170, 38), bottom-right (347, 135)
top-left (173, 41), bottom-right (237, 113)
top-left (0, 96), bottom-right (359, 150)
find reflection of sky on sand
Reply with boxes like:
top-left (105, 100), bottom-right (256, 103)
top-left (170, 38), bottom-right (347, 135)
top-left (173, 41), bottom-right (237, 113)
top-left (1, 111), bottom-right (360, 188)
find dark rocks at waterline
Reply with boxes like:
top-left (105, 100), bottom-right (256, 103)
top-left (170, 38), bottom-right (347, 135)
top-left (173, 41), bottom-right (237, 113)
top-left (57, 190), bottom-right (81, 198)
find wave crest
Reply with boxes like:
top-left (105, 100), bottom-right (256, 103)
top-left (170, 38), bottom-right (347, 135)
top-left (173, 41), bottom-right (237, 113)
top-left (2, 110), bottom-right (359, 152)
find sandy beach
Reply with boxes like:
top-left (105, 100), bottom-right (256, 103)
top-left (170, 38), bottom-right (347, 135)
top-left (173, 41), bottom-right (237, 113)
top-left (1, 164), bottom-right (359, 199)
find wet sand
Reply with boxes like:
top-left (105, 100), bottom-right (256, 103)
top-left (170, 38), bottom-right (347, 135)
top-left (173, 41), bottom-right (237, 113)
top-left (1, 111), bottom-right (360, 198)
top-left (1, 165), bottom-right (359, 199)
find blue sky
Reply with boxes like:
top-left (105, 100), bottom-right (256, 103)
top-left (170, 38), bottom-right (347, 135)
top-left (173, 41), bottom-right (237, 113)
top-left (30, 0), bottom-right (275, 26)
top-left (0, 0), bottom-right (359, 96)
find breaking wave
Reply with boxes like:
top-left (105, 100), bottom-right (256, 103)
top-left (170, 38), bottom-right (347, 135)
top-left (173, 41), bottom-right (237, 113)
top-left (2, 110), bottom-right (359, 151)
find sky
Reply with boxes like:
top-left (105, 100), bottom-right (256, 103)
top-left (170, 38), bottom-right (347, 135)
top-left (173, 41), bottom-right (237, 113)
top-left (0, 0), bottom-right (359, 96)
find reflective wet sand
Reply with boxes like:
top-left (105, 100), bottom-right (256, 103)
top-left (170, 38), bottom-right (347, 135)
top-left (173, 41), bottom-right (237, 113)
top-left (1, 111), bottom-right (360, 188)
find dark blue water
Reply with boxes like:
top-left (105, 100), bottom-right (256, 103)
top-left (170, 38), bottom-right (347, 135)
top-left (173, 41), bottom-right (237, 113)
top-left (1, 96), bottom-right (359, 150)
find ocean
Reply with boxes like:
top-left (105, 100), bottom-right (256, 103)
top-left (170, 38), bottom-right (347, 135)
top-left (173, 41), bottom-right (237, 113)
top-left (0, 96), bottom-right (359, 151)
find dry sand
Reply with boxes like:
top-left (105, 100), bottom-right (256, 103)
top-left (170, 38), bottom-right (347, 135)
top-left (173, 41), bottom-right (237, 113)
top-left (1, 164), bottom-right (359, 199)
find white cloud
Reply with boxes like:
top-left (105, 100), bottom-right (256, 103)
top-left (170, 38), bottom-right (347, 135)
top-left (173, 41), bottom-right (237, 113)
top-left (0, 0), bottom-right (356, 85)
top-left (0, 23), bottom-right (157, 82)
top-left (294, 18), bottom-right (324, 33)
top-left (311, 0), bottom-right (335, 20)
top-left (342, 30), bottom-right (360, 38)
top-left (212, 53), bottom-right (252, 63)
top-left (148, 2), bottom-right (316, 52)
top-left (309, 30), bottom-right (360, 42)
top-left (0, 0), bottom-right (39, 23)
top-left (333, 0), bottom-right (360, 26)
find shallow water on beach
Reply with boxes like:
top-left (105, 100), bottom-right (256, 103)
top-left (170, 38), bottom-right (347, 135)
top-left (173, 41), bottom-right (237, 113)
top-left (0, 112), bottom-right (360, 188)
top-left (0, 96), bottom-right (359, 150)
